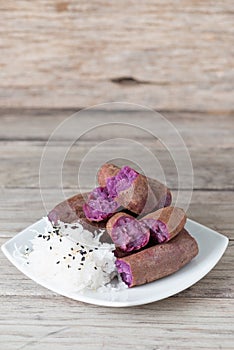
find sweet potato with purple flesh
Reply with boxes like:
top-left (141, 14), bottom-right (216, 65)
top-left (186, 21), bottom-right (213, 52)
top-left (98, 163), bottom-right (172, 214)
top-left (83, 166), bottom-right (148, 221)
top-left (112, 170), bottom-right (149, 214)
top-left (47, 192), bottom-right (111, 242)
top-left (116, 229), bottom-right (198, 287)
top-left (107, 207), bottom-right (185, 254)
top-left (98, 163), bottom-right (120, 186)
top-left (106, 213), bottom-right (150, 252)
top-left (141, 206), bottom-right (186, 243)
top-left (48, 192), bottom-right (89, 225)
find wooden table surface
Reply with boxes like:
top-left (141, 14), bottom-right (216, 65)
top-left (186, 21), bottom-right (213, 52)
top-left (0, 1), bottom-right (234, 349)
top-left (1, 109), bottom-right (233, 350)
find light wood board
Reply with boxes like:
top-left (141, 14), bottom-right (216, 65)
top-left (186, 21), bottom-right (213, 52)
top-left (0, 109), bottom-right (234, 349)
top-left (0, 1), bottom-right (233, 111)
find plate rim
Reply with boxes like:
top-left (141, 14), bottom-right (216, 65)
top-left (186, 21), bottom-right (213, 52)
top-left (1, 218), bottom-right (229, 307)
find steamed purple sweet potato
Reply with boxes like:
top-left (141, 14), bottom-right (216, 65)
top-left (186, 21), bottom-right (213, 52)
top-left (83, 166), bottom-right (149, 221)
top-left (105, 165), bottom-right (149, 214)
top-left (47, 192), bottom-right (112, 243)
top-left (98, 163), bottom-right (120, 187)
top-left (141, 206), bottom-right (187, 243)
top-left (48, 192), bottom-right (89, 225)
top-left (98, 163), bottom-right (172, 215)
top-left (116, 228), bottom-right (198, 287)
top-left (106, 212), bottom-right (150, 252)
top-left (106, 206), bottom-right (186, 254)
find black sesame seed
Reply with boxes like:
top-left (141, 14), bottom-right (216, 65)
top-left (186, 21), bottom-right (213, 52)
top-left (63, 256), bottom-right (66, 259)
top-left (89, 249), bottom-right (93, 252)
top-left (76, 243), bottom-right (79, 246)
top-left (73, 256), bottom-right (75, 260)
top-left (26, 248), bottom-right (29, 251)
top-left (50, 246), bottom-right (52, 250)
top-left (78, 268), bottom-right (81, 270)
top-left (81, 256), bottom-right (85, 262)
top-left (47, 237), bottom-right (50, 241)
top-left (26, 262), bottom-right (29, 264)
top-left (95, 248), bottom-right (98, 250)
top-left (94, 266), bottom-right (97, 270)
top-left (68, 254), bottom-right (72, 257)
top-left (81, 245), bottom-right (85, 249)
top-left (59, 238), bottom-right (62, 242)
top-left (71, 247), bottom-right (73, 251)
top-left (43, 235), bottom-right (46, 239)
top-left (38, 234), bottom-right (42, 238)
top-left (80, 263), bottom-right (84, 266)
top-left (56, 261), bottom-right (60, 264)
top-left (67, 265), bottom-right (71, 268)
top-left (80, 250), bottom-right (87, 255)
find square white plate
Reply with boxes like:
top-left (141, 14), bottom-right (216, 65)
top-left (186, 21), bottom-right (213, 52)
top-left (1, 218), bottom-right (228, 307)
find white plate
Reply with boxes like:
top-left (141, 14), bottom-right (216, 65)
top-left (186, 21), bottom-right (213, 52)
top-left (1, 218), bottom-right (228, 307)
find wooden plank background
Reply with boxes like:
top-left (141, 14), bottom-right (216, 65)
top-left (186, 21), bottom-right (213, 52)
top-left (1, 111), bottom-right (234, 350)
top-left (0, 0), bottom-right (233, 111)
top-left (0, 1), bottom-right (234, 349)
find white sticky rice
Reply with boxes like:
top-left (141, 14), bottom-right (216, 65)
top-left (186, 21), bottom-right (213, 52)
top-left (14, 217), bottom-right (127, 293)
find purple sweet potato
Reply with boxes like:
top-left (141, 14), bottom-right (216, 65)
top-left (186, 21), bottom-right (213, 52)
top-left (98, 163), bottom-right (172, 215)
top-left (83, 165), bottom-right (149, 221)
top-left (107, 206), bottom-right (186, 254)
top-left (47, 192), bottom-right (111, 243)
top-left (116, 228), bottom-right (199, 287)
top-left (109, 166), bottom-right (149, 214)
top-left (106, 213), bottom-right (150, 252)
top-left (141, 206), bottom-right (186, 243)
top-left (48, 192), bottom-right (89, 225)
top-left (98, 163), bottom-right (120, 187)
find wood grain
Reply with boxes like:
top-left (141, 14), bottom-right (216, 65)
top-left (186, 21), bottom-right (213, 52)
top-left (1, 108), bottom-right (234, 350)
top-left (0, 296), bottom-right (233, 350)
top-left (0, 141), bottom-right (233, 190)
top-left (0, 1), bottom-right (233, 111)
top-left (0, 189), bottom-right (233, 239)
top-left (0, 109), bottom-right (234, 147)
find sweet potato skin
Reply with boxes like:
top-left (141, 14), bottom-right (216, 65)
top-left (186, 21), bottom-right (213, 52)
top-left (116, 174), bottom-right (149, 214)
top-left (98, 163), bottom-right (120, 187)
top-left (116, 229), bottom-right (199, 287)
top-left (48, 192), bottom-right (89, 225)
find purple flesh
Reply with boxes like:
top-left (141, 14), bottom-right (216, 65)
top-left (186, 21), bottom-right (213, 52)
top-left (115, 259), bottom-right (132, 287)
top-left (83, 166), bottom-right (138, 221)
top-left (111, 216), bottom-right (150, 252)
top-left (83, 187), bottom-right (119, 221)
top-left (164, 191), bottom-right (172, 207)
top-left (141, 219), bottom-right (169, 243)
top-left (83, 203), bottom-right (118, 221)
top-left (106, 166), bottom-right (138, 197)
